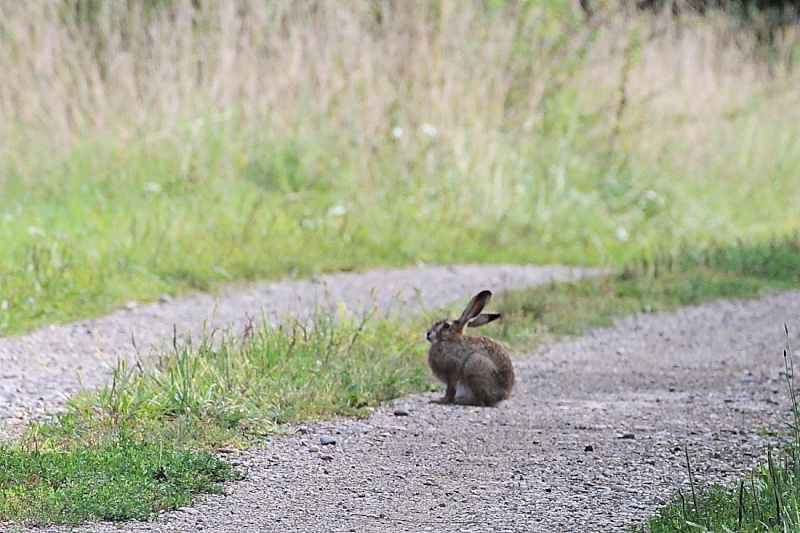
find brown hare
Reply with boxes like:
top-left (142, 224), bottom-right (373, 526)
top-left (426, 290), bottom-right (515, 406)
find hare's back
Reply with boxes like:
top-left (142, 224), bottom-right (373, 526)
top-left (465, 334), bottom-right (511, 362)
top-left (466, 335), bottom-right (515, 385)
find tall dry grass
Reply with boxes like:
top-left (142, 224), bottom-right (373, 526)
top-left (0, 2), bottom-right (794, 175)
top-left (0, 2), bottom-right (587, 192)
top-left (2, 2), bottom-right (796, 193)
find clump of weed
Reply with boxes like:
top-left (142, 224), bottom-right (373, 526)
top-left (64, 309), bottom-right (429, 447)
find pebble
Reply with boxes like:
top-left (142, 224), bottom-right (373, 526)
top-left (320, 435), bottom-right (337, 445)
top-left (178, 506), bottom-right (199, 515)
top-left (393, 408), bottom-right (409, 416)
top-left (308, 445), bottom-right (320, 452)
top-left (217, 447), bottom-right (238, 454)
top-left (619, 433), bottom-right (636, 440)
top-left (320, 454), bottom-right (334, 461)
top-left (584, 444), bottom-right (594, 452)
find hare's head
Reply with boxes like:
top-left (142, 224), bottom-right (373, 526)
top-left (425, 290), bottom-right (501, 343)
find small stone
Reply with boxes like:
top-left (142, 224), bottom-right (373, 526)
top-left (296, 425), bottom-right (310, 434)
top-left (584, 444), bottom-right (594, 452)
top-left (123, 301), bottom-right (137, 311)
top-left (308, 445), bottom-right (320, 453)
top-left (178, 506), bottom-right (198, 515)
top-left (320, 454), bottom-right (334, 461)
top-left (158, 294), bottom-right (172, 303)
top-left (393, 408), bottom-right (409, 416)
top-left (217, 447), bottom-right (238, 454)
top-left (320, 435), bottom-right (337, 445)
top-left (619, 433), bottom-right (635, 440)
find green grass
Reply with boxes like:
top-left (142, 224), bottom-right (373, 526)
top-left (0, 435), bottom-right (238, 525)
top-left (494, 238), bottom-right (800, 345)
top-left (64, 311), bottom-right (431, 446)
top-left (2, 2), bottom-right (800, 335)
top-left (0, 311), bottom-right (428, 525)
top-left (3, 238), bottom-right (799, 526)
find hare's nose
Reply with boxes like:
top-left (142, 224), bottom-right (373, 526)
top-left (425, 332), bottom-right (432, 342)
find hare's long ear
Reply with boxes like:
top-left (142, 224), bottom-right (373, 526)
top-left (467, 312), bottom-right (500, 328)
top-left (456, 290), bottom-right (492, 328)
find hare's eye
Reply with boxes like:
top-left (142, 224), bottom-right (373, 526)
top-left (441, 323), bottom-right (451, 330)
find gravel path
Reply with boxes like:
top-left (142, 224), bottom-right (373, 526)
top-left (1, 264), bottom-right (798, 532)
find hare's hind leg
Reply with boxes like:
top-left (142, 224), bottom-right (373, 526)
top-left (461, 360), bottom-right (503, 407)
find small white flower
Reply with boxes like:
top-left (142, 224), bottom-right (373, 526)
top-left (615, 227), bottom-right (629, 241)
top-left (327, 205), bottom-right (347, 217)
top-left (421, 123), bottom-right (438, 137)
top-left (391, 127), bottom-right (404, 139)
top-left (144, 182), bottom-right (161, 193)
top-left (27, 226), bottom-right (45, 237)
top-left (1, 300), bottom-right (8, 311)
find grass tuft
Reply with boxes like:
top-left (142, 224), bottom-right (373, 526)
top-left (64, 309), bottom-right (430, 447)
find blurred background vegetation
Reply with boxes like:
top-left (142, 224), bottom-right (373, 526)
top-left (1, 0), bottom-right (799, 333)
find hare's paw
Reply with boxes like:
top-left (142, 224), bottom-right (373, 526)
top-left (430, 384), bottom-right (456, 404)
top-left (429, 396), bottom-right (452, 404)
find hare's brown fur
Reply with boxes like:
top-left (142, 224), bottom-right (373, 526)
top-left (426, 290), bottom-right (515, 406)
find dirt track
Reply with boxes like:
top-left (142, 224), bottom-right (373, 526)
top-left (1, 265), bottom-right (797, 532)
